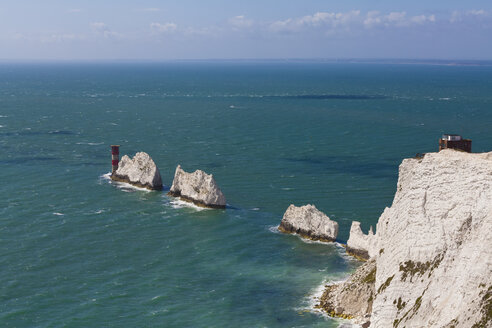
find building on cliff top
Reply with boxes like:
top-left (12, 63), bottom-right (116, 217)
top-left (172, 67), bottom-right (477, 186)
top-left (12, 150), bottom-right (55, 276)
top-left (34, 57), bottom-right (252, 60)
top-left (439, 134), bottom-right (472, 153)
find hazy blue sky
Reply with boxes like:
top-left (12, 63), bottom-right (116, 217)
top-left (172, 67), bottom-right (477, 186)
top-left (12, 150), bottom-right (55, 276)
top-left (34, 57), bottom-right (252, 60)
top-left (1, 1), bottom-right (492, 60)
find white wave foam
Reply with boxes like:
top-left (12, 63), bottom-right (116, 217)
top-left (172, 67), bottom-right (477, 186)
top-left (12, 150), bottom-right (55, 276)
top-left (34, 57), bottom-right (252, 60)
top-left (115, 182), bottom-right (150, 192)
top-left (0, 125), bottom-right (3, 128)
top-left (168, 198), bottom-right (209, 211)
top-left (251, 207), bottom-right (260, 211)
top-left (304, 278), bottom-right (330, 314)
top-left (100, 172), bottom-right (151, 192)
top-left (334, 242), bottom-right (362, 264)
top-left (101, 172), bottom-right (111, 180)
top-left (299, 238), bottom-right (334, 245)
top-left (77, 142), bottom-right (104, 146)
top-left (268, 225), bottom-right (280, 234)
top-left (53, 212), bottom-right (64, 216)
top-left (439, 97), bottom-right (451, 101)
top-left (0, 115), bottom-right (8, 118)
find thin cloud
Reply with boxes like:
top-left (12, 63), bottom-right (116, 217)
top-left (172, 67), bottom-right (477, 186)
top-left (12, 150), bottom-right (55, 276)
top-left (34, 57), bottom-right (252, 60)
top-left (468, 9), bottom-right (487, 16)
top-left (229, 15), bottom-right (254, 29)
top-left (270, 11), bottom-right (360, 33)
top-left (450, 9), bottom-right (489, 23)
top-left (150, 22), bottom-right (178, 34)
top-left (90, 22), bottom-right (123, 39)
top-left (299, 11), bottom-right (361, 27)
top-left (364, 11), bottom-right (382, 28)
top-left (411, 15), bottom-right (436, 25)
top-left (386, 12), bottom-right (407, 26)
top-left (364, 11), bottom-right (436, 28)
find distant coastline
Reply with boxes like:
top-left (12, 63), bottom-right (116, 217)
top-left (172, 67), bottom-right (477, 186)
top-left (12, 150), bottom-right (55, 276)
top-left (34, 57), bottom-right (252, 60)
top-left (1, 58), bottom-right (491, 67)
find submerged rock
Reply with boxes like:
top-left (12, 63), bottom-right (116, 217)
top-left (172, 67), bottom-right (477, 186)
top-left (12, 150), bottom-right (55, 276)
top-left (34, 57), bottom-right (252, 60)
top-left (111, 152), bottom-right (163, 190)
top-left (278, 204), bottom-right (338, 242)
top-left (168, 165), bottom-right (226, 208)
top-left (318, 149), bottom-right (492, 327)
top-left (346, 221), bottom-right (376, 260)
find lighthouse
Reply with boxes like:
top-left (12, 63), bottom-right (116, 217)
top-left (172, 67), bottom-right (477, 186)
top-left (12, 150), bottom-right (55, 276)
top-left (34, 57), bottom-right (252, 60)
top-left (111, 145), bottom-right (120, 174)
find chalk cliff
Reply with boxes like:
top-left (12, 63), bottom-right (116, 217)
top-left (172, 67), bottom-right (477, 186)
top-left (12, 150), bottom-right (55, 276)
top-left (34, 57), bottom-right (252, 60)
top-left (346, 221), bottom-right (376, 260)
top-left (319, 149), bottom-right (492, 327)
top-left (111, 152), bottom-right (163, 190)
top-left (168, 165), bottom-right (226, 208)
top-left (278, 204), bottom-right (338, 242)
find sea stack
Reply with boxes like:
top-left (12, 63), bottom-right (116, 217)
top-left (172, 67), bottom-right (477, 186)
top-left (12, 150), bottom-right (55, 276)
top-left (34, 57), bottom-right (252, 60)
top-left (346, 221), bottom-right (376, 260)
top-left (317, 149), bottom-right (492, 327)
top-left (168, 165), bottom-right (226, 208)
top-left (111, 152), bottom-right (163, 190)
top-left (278, 204), bottom-right (338, 242)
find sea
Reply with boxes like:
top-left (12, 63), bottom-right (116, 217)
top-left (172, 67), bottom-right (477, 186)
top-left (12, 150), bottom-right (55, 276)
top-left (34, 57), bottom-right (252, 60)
top-left (1, 61), bottom-right (491, 327)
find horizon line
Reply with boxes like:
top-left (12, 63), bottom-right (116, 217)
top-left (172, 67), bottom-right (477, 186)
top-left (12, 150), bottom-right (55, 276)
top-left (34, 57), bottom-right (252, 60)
top-left (1, 58), bottom-right (492, 66)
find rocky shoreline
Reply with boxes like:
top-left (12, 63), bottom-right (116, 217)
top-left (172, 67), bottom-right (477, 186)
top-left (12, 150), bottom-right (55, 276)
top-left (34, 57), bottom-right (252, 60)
top-left (315, 258), bottom-right (375, 327)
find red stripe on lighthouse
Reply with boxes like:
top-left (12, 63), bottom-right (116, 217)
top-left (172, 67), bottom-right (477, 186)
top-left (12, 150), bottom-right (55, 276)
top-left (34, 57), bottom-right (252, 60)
top-left (111, 145), bottom-right (120, 174)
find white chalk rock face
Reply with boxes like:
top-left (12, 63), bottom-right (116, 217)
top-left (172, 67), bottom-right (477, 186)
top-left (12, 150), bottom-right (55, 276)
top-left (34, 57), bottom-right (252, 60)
top-left (278, 204), bottom-right (338, 242)
top-left (346, 221), bottom-right (377, 260)
top-left (168, 165), bottom-right (226, 208)
top-left (111, 152), bottom-right (163, 190)
top-left (322, 149), bottom-right (492, 327)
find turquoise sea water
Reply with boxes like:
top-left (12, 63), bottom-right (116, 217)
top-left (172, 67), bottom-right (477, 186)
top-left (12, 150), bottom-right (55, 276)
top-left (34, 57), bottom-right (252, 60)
top-left (1, 62), bottom-right (492, 327)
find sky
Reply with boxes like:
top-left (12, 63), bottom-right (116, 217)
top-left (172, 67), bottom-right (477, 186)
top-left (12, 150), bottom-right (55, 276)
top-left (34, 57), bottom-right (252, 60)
top-left (1, 1), bottom-right (492, 60)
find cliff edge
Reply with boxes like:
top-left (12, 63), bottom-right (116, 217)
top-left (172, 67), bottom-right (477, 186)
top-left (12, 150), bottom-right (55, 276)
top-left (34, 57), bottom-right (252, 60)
top-left (319, 149), bottom-right (492, 327)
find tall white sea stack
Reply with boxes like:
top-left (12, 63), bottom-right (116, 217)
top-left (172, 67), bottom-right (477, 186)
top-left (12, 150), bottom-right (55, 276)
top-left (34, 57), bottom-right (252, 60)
top-left (317, 149), bottom-right (492, 327)
top-left (168, 165), bottom-right (226, 208)
top-left (111, 152), bottom-right (163, 190)
top-left (278, 204), bottom-right (338, 242)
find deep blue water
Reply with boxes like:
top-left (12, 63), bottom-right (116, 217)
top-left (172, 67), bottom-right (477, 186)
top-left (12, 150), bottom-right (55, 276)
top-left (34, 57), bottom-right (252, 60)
top-left (1, 62), bottom-right (491, 327)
